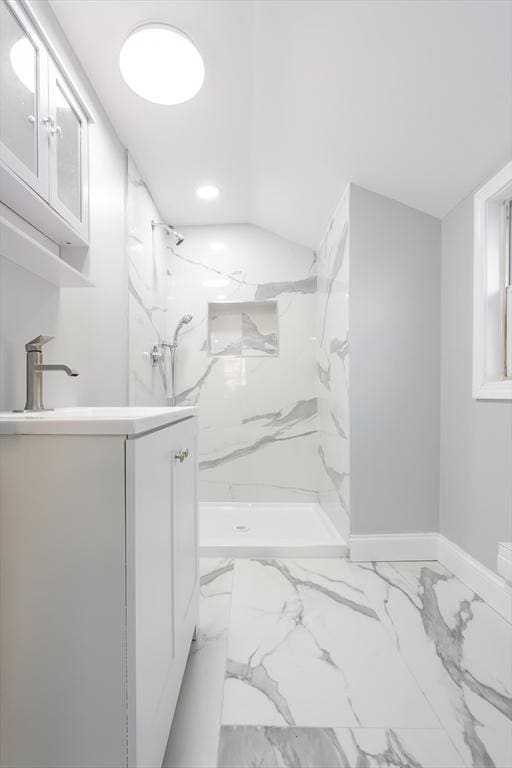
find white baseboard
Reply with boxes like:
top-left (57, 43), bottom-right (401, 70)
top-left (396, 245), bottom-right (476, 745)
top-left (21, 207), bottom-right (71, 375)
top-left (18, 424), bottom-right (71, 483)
top-left (349, 532), bottom-right (512, 624)
top-left (349, 532), bottom-right (438, 562)
top-left (438, 535), bottom-right (512, 624)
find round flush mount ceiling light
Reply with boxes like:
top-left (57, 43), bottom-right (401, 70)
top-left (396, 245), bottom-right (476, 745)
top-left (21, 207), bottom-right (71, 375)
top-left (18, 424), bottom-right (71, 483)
top-left (119, 23), bottom-right (204, 105)
top-left (197, 184), bottom-right (220, 200)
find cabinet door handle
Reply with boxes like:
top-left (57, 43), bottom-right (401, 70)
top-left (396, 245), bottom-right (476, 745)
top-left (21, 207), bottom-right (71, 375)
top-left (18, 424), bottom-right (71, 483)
top-left (174, 448), bottom-right (189, 463)
top-left (41, 117), bottom-right (63, 138)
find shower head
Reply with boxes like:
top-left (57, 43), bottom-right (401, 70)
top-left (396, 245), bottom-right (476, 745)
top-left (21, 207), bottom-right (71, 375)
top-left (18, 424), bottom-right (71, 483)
top-left (172, 313), bottom-right (193, 346)
top-left (151, 220), bottom-right (185, 246)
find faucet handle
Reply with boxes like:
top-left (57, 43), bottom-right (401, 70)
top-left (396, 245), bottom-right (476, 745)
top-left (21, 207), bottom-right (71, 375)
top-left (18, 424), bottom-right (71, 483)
top-left (25, 335), bottom-right (55, 352)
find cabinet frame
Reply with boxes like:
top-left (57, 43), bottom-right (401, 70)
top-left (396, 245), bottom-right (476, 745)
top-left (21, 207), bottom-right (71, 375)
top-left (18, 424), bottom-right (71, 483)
top-left (48, 59), bottom-right (89, 239)
top-left (0, 0), bottom-right (50, 199)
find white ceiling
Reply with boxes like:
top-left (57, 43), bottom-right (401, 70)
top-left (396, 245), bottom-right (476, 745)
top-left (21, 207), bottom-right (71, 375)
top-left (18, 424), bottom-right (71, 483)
top-left (50, 0), bottom-right (512, 248)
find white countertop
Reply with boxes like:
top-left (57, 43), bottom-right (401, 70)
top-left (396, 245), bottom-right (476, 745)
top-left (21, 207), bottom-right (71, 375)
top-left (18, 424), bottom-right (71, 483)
top-left (0, 406), bottom-right (197, 436)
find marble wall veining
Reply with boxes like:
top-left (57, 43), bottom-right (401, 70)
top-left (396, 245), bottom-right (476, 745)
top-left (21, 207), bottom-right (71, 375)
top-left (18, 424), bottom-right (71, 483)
top-left (127, 155), bottom-right (169, 405)
top-left (316, 186), bottom-right (350, 540)
top-left (166, 224), bottom-right (319, 503)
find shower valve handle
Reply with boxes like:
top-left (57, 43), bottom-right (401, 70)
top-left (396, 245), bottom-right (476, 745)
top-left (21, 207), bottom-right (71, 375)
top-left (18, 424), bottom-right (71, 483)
top-left (150, 344), bottom-right (163, 366)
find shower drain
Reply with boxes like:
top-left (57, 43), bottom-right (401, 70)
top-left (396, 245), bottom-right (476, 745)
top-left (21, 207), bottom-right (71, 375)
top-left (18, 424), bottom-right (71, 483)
top-left (233, 524), bottom-right (250, 533)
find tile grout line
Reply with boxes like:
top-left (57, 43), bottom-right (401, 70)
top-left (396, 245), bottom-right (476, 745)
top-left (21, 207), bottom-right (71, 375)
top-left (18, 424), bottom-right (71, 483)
top-left (353, 560), bottom-right (475, 768)
top-left (215, 557), bottom-right (236, 768)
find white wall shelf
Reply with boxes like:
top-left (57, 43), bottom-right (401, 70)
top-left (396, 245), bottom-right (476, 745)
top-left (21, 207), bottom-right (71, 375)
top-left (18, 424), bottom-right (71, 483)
top-left (0, 202), bottom-right (93, 288)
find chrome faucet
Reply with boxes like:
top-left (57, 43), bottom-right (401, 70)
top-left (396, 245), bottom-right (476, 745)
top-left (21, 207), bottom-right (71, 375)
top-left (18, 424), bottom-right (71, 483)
top-left (19, 335), bottom-right (79, 412)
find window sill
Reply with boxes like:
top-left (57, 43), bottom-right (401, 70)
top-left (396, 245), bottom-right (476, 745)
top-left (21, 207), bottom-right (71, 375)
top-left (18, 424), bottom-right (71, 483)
top-left (474, 379), bottom-right (512, 401)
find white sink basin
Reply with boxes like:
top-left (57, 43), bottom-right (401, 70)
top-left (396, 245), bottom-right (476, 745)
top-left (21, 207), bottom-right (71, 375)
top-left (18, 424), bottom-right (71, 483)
top-left (0, 406), bottom-right (197, 436)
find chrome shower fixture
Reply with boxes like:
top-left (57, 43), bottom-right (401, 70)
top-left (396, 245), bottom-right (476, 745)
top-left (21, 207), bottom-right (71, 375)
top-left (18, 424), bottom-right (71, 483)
top-left (169, 314), bottom-right (193, 405)
top-left (151, 220), bottom-right (185, 246)
top-left (149, 313), bottom-right (193, 405)
top-left (171, 313), bottom-right (193, 347)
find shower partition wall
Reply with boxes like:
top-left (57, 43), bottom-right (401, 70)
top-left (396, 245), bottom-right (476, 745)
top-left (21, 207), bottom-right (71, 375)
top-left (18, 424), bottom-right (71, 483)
top-left (316, 186), bottom-right (351, 543)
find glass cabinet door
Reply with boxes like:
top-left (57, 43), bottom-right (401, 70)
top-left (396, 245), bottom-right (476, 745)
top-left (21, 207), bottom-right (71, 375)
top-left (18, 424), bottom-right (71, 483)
top-left (0, 0), bottom-right (49, 196)
top-left (48, 60), bottom-right (88, 237)
top-left (55, 82), bottom-right (81, 220)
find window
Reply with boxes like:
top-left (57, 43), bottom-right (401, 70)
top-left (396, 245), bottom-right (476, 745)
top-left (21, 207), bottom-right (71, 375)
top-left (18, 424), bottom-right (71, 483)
top-left (473, 163), bottom-right (512, 400)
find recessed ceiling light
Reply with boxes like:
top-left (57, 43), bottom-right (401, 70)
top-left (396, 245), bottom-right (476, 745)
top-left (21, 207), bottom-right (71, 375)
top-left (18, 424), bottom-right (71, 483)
top-left (197, 184), bottom-right (220, 200)
top-left (209, 242), bottom-right (225, 251)
top-left (119, 24), bottom-right (204, 105)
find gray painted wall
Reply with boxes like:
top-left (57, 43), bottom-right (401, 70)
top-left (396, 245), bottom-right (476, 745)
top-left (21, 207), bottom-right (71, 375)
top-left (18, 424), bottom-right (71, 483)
top-left (350, 185), bottom-right (442, 534)
top-left (440, 193), bottom-right (512, 572)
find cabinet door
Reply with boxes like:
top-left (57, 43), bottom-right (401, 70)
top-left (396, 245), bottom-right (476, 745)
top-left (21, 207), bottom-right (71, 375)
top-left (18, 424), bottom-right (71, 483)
top-left (48, 59), bottom-right (88, 238)
top-left (125, 417), bottom-right (198, 768)
top-left (0, 0), bottom-right (49, 197)
top-left (126, 425), bottom-right (174, 768)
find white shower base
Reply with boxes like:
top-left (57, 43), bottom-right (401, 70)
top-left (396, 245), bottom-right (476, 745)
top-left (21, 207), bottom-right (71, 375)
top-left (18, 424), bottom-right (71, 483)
top-left (200, 502), bottom-right (348, 558)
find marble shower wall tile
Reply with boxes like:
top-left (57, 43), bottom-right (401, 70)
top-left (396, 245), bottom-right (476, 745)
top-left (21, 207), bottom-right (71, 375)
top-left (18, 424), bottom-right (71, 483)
top-left (241, 302), bottom-right (278, 356)
top-left (166, 224), bottom-right (319, 502)
top-left (355, 560), bottom-right (512, 768)
top-left (316, 186), bottom-right (350, 540)
top-left (127, 155), bottom-right (169, 405)
top-left (218, 726), bottom-right (465, 768)
top-left (208, 300), bottom-right (278, 357)
top-left (209, 306), bottom-right (242, 356)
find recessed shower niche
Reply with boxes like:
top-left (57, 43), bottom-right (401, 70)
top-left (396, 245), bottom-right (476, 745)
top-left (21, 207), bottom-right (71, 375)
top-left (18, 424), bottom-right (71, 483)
top-left (208, 300), bottom-right (279, 357)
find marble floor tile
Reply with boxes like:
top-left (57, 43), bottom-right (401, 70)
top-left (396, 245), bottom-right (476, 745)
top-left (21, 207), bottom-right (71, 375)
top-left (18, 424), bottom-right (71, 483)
top-left (217, 726), bottom-right (465, 768)
top-left (163, 559), bottom-right (234, 768)
top-left (221, 559), bottom-right (440, 728)
top-left (355, 561), bottom-right (512, 768)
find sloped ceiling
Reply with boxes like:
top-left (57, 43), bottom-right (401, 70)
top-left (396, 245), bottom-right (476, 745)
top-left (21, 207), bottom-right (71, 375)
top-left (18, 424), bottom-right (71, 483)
top-left (51, 0), bottom-right (512, 248)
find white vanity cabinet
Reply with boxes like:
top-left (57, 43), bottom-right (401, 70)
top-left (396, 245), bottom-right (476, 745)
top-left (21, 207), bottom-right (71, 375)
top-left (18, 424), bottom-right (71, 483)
top-left (0, 408), bottom-right (198, 768)
top-left (0, 0), bottom-right (89, 244)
